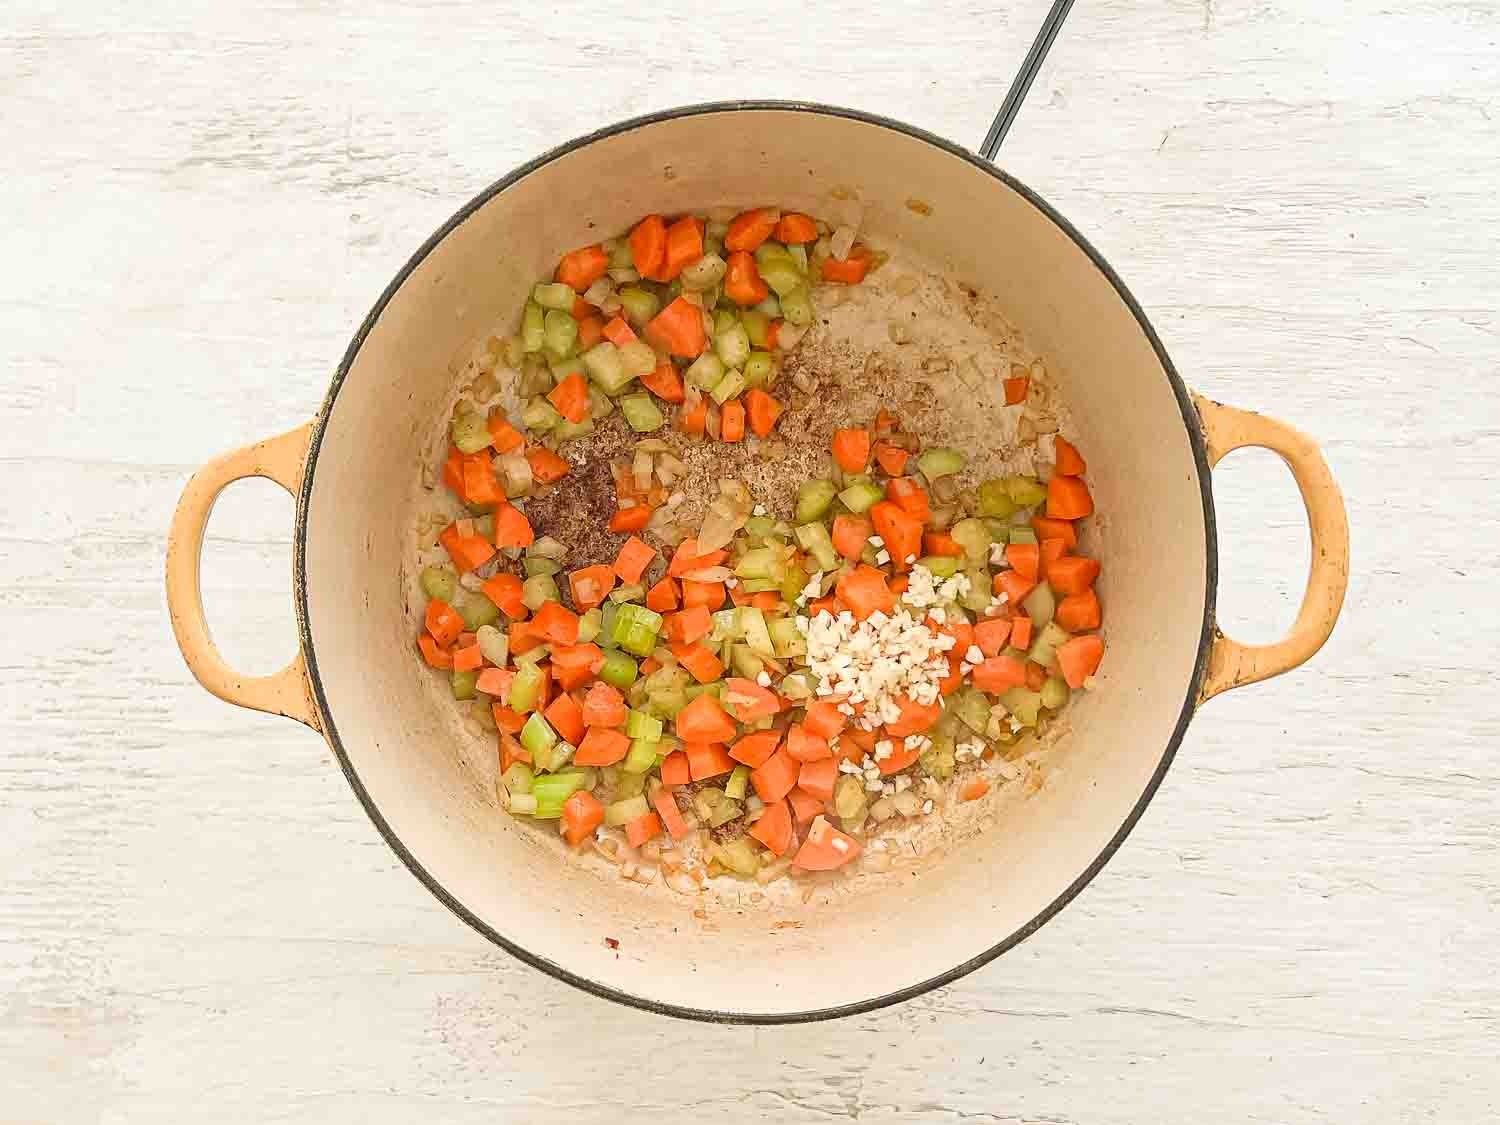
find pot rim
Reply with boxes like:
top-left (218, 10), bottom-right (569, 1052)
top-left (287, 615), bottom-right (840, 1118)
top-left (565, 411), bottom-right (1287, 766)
top-left (294, 99), bottom-right (1219, 1025)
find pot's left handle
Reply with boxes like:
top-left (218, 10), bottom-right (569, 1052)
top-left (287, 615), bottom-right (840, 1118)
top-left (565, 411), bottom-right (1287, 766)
top-left (165, 422), bottom-right (321, 730)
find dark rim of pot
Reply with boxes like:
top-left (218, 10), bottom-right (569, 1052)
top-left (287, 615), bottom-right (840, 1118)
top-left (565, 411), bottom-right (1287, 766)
top-left (294, 100), bottom-right (1219, 1025)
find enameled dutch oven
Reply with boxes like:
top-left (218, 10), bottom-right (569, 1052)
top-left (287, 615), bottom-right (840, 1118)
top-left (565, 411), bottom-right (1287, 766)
top-left (166, 102), bottom-right (1349, 1023)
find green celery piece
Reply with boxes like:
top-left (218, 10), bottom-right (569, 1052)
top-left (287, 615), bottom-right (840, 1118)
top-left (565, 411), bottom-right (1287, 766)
top-left (521, 302), bottom-right (546, 352)
top-left (754, 293), bottom-right (781, 319)
top-left (599, 602), bottom-right (620, 649)
top-left (532, 282), bottom-right (575, 310)
top-left (917, 447), bottom-right (964, 479)
top-left (614, 770), bottom-right (647, 800)
top-left (834, 774), bottom-right (867, 819)
top-left (949, 517), bottom-right (991, 565)
top-left (456, 592), bottom-right (500, 631)
top-left (780, 286), bottom-right (814, 326)
top-left (740, 577), bottom-right (779, 593)
top-left (730, 645), bottom-right (765, 680)
top-left (1001, 687), bottom-right (1042, 727)
top-left (549, 355), bottom-right (587, 383)
top-left (1004, 475), bottom-right (1048, 508)
top-left (759, 259), bottom-right (803, 298)
top-left (742, 351), bottom-right (775, 388)
top-left (978, 479), bottom-right (1018, 518)
top-left (795, 479), bottom-right (838, 524)
top-left (531, 771), bottom-right (587, 804)
top-left (608, 583), bottom-right (646, 605)
top-left (734, 548), bottom-right (778, 579)
top-left (754, 241), bottom-right (793, 268)
top-left (685, 352), bottom-right (725, 392)
top-left (743, 515), bottom-right (775, 542)
top-left (737, 607), bottom-right (775, 658)
top-left (622, 737), bottom-right (659, 774)
top-left (450, 670), bottom-right (478, 700)
top-left (955, 688), bottom-right (990, 734)
top-left (583, 342), bottom-right (635, 395)
top-left (778, 672), bottom-right (814, 701)
top-left (1040, 676), bottom-right (1070, 710)
top-left (521, 397), bottom-right (561, 433)
top-left (519, 711), bottom-right (558, 759)
top-left (521, 575), bottom-right (560, 611)
top-left (620, 393), bottom-right (665, 432)
top-left (499, 762), bottom-right (534, 794)
top-left (605, 794), bottom-right (650, 826)
top-left (1007, 526), bottom-right (1038, 545)
top-left (617, 286), bottom-right (660, 326)
top-left (475, 624), bottom-right (508, 668)
top-left (768, 617), bottom-right (807, 659)
top-left (421, 566), bottom-right (459, 602)
top-left (724, 765), bottom-right (750, 800)
top-left (682, 253), bottom-right (727, 291)
top-left (626, 709), bottom-right (663, 741)
top-left (794, 522), bottom-right (839, 573)
top-left (918, 556), bottom-right (961, 578)
top-left (711, 368), bottom-right (747, 405)
top-left (787, 243), bottom-right (809, 272)
top-left (577, 608), bottom-right (602, 643)
top-left (598, 650), bottom-right (639, 689)
top-left (611, 603), bottom-right (663, 657)
top-left (713, 308), bottom-right (738, 335)
top-left (714, 323), bottom-right (751, 368)
top-left (1022, 582), bottom-right (1056, 629)
top-left (779, 559), bottom-right (806, 605)
top-left (542, 310), bottom-right (578, 356)
top-left (523, 557), bottom-right (562, 578)
top-left (919, 734), bottom-right (956, 780)
top-left (741, 309), bottom-right (770, 348)
top-left (708, 795), bottom-right (742, 828)
top-left (961, 571), bottom-right (993, 612)
top-left (838, 480), bottom-right (884, 514)
top-left (510, 664), bottom-right (546, 713)
top-left (554, 417), bottom-right (595, 443)
top-left (451, 411), bottom-right (492, 454)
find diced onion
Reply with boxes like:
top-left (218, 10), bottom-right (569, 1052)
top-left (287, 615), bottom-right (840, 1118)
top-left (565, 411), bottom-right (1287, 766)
top-left (830, 224), bottom-right (858, 261)
top-left (583, 278), bottom-right (615, 307)
top-left (683, 566), bottom-right (734, 582)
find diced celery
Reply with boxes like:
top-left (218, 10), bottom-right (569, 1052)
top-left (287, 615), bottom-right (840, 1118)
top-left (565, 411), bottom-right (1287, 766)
top-left (1023, 582), bottom-right (1056, 629)
top-left (725, 765), bottom-right (750, 800)
top-left (730, 644), bottom-right (765, 680)
top-left (709, 609), bottom-right (741, 643)
top-left (615, 770), bottom-right (647, 800)
top-left (608, 583), bottom-right (645, 605)
top-left (532, 282), bottom-right (575, 311)
top-left (759, 259), bottom-right (803, 298)
top-left (954, 688), bottom-right (991, 734)
top-left (599, 602), bottom-right (620, 649)
top-left (754, 240), bottom-right (793, 268)
top-left (780, 286), bottom-right (814, 326)
top-left (1029, 621), bottom-right (1070, 668)
top-left (617, 286), bottom-right (660, 326)
top-left (618, 339), bottom-right (658, 379)
top-left (779, 671), bottom-right (815, 700)
top-left (795, 479), bottom-right (838, 524)
top-left (734, 548), bottom-right (778, 580)
top-left (521, 397), bottom-right (561, 433)
top-left (681, 252), bottom-right (727, 291)
top-left (605, 794), bottom-right (650, 826)
top-left (743, 515), bottom-right (775, 542)
top-left (717, 836), bottom-right (758, 875)
top-left (518, 355), bottom-right (552, 396)
top-left (577, 608), bottom-right (602, 643)
top-left (708, 795), bottom-right (742, 828)
top-left (740, 578), bottom-right (779, 593)
top-left (754, 294), bottom-right (782, 319)
top-left (1041, 675), bottom-right (1070, 710)
top-left (685, 352), bottom-right (725, 392)
top-left (961, 571), bottom-right (993, 612)
top-left (1005, 475), bottom-right (1048, 508)
top-left (531, 771), bottom-right (587, 804)
top-left (787, 243), bottom-right (809, 272)
top-left (834, 775), bottom-right (868, 819)
top-left (1001, 687), bottom-right (1043, 727)
top-left (742, 351), bottom-right (775, 388)
top-left (605, 237), bottom-right (633, 270)
top-left (450, 670), bottom-right (478, 700)
top-left (513, 644), bottom-right (550, 668)
top-left (620, 393), bottom-right (665, 432)
top-left (1008, 526), bottom-right (1038, 545)
top-left (838, 480), bottom-right (885, 514)
top-left (780, 559), bottom-right (806, 605)
top-left (506, 793), bottom-right (539, 816)
top-left (713, 309), bottom-right (739, 335)
top-left (519, 711), bottom-right (558, 759)
top-left (738, 607), bottom-right (776, 658)
top-left (599, 650), bottom-right (639, 689)
top-left (920, 734), bottom-right (957, 780)
top-left (917, 447), bottom-right (964, 479)
top-left (622, 737), bottom-right (658, 774)
top-left (1039, 621), bottom-right (1071, 649)
top-left (918, 556), bottom-right (961, 578)
top-left (521, 302), bottom-right (546, 352)
top-left (472, 513), bottom-right (496, 540)
top-left (500, 762), bottom-right (534, 795)
top-left (794, 522), bottom-right (839, 573)
top-left (768, 617), bottom-right (807, 659)
top-left (451, 411), bottom-right (492, 454)
top-left (542, 310), bottom-right (578, 356)
top-left (524, 556), bottom-right (561, 578)
top-left (977, 479), bottom-right (1017, 518)
top-left (583, 342), bottom-right (635, 395)
top-left (587, 383), bottom-right (616, 420)
top-left (741, 309), bottom-right (771, 348)
top-left (456, 592), bottom-right (500, 631)
top-left (611, 603), bottom-right (663, 657)
top-left (549, 355), bottom-right (587, 384)
top-left (710, 368), bottom-right (746, 405)
top-left (476, 624), bottom-right (508, 668)
top-left (510, 663), bottom-right (545, 713)
top-left (714, 323), bottom-right (751, 368)
top-left (626, 709), bottom-right (663, 741)
top-left (949, 517), bottom-right (992, 565)
top-left (521, 575), bottom-right (560, 611)
top-left (684, 681), bottom-right (722, 703)
top-left (554, 417), bottom-right (595, 442)
top-left (421, 565), bottom-right (459, 602)
top-left (984, 520), bottom-right (1012, 544)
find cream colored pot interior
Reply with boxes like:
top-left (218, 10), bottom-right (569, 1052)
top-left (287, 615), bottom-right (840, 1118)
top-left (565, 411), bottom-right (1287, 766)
top-left (301, 109), bottom-right (1209, 1018)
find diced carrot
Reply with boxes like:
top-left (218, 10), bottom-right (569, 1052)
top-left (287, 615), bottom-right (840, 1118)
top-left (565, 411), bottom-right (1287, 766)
top-left (641, 361), bottom-right (685, 403)
top-left (526, 446), bottom-right (571, 484)
top-left (1003, 615), bottom-right (1031, 652)
top-left (1056, 589), bottom-right (1102, 632)
top-left (577, 315), bottom-right (605, 350)
top-left (461, 455), bottom-right (502, 508)
top-left (645, 296), bottom-right (708, 358)
top-left (669, 539), bottom-right (729, 577)
top-left (722, 678), bottom-right (779, 722)
top-left (973, 654), bottom-right (1027, 693)
top-left (665, 605), bottom-right (712, 645)
top-left (841, 727), bottom-right (876, 765)
top-left (831, 427), bottom-right (870, 473)
top-left (685, 740), bottom-right (735, 781)
top-left (613, 536), bottom-right (657, 584)
top-left (786, 787), bottom-right (824, 826)
top-left (556, 244), bottom-right (609, 292)
top-left (671, 641), bottom-right (724, 685)
top-left (569, 564), bottom-right (616, 612)
top-left (486, 414), bottom-right (525, 454)
top-left (442, 446), bottom-right (468, 500)
top-left (1025, 660), bottom-right (1047, 691)
top-left (551, 643), bottom-right (603, 690)
top-left (639, 657), bottom-right (661, 676)
top-left (806, 597), bottom-right (840, 618)
top-left (751, 591), bottom-right (783, 613)
top-left (1031, 515), bottom-right (1078, 549)
top-left (729, 729), bottom-right (782, 767)
top-left (785, 723), bottom-right (832, 763)
top-left (602, 316), bottom-right (637, 347)
top-left (1039, 536), bottom-right (1069, 583)
top-left (993, 569), bottom-right (1037, 608)
top-left (452, 642), bottom-right (483, 672)
top-left (493, 704), bottom-right (527, 734)
top-left (1049, 555), bottom-right (1102, 596)
top-left (936, 618), bottom-right (976, 658)
top-left (571, 294), bottom-right (596, 321)
top-left (873, 442), bottom-right (909, 477)
top-left (774, 212), bottom-right (818, 244)
top-left (439, 523), bottom-right (496, 574)
top-left (573, 726), bottom-right (630, 766)
top-left (581, 681), bottom-right (627, 728)
top-left (749, 797), bottom-right (794, 855)
top-left (547, 372), bottom-right (590, 424)
top-left (1003, 375), bottom-right (1029, 405)
top-left (873, 407), bottom-right (899, 434)
top-left (660, 216), bottom-right (704, 281)
top-left (659, 750), bottom-right (691, 786)
top-left (628, 214), bottom-right (667, 279)
top-left (653, 789), bottom-right (690, 840)
top-left (924, 530), bottom-right (964, 558)
top-left (720, 399), bottom-right (746, 442)
top-left (425, 599), bottom-right (464, 646)
top-left (835, 564), bottom-right (895, 622)
top-left (676, 395), bottom-right (707, 435)
top-left (744, 388), bottom-right (784, 437)
top-left (766, 319), bottom-right (784, 350)
top-left (724, 250), bottom-right (769, 305)
top-left (725, 208), bottom-right (778, 253)
top-left (937, 654), bottom-right (964, 697)
top-left (417, 633), bottom-right (454, 669)
top-left (1005, 542), bottom-right (1040, 580)
top-left (676, 692), bottom-right (738, 743)
top-left (481, 573), bottom-right (527, 619)
top-left (679, 579), bottom-right (724, 611)
top-left (531, 601), bottom-right (578, 646)
top-left (499, 731), bottom-right (530, 769)
top-left (885, 696), bottom-right (942, 736)
top-left (831, 514), bottom-right (872, 560)
top-left (791, 816), bottom-right (862, 870)
top-left (889, 575), bottom-right (909, 597)
top-left (1058, 634), bottom-right (1104, 688)
top-left (562, 790), bottom-right (605, 846)
top-left (1047, 475), bottom-right (1094, 520)
top-left (543, 691), bottom-right (585, 746)
top-left (869, 501), bottom-right (923, 573)
top-left (821, 247), bottom-right (872, 285)
top-left (607, 505), bottom-right (653, 534)
top-left (802, 700), bottom-right (847, 741)
top-left (797, 757), bottom-right (837, 800)
top-left (884, 477), bottom-right (932, 523)
top-left (1053, 435), bottom-right (1087, 476)
top-left (492, 503), bottom-right (535, 549)
top-left (960, 777), bottom-right (991, 802)
top-left (624, 810), bottom-right (662, 848)
top-left (646, 576), bottom-right (680, 613)
top-left (750, 747), bottom-right (800, 804)
top-left (877, 743), bottom-right (921, 775)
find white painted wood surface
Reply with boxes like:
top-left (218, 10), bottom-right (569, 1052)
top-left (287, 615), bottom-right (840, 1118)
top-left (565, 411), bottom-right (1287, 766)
top-left (4, 1), bottom-right (1497, 1120)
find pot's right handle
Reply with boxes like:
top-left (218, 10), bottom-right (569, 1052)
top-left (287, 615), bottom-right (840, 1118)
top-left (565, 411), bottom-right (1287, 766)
top-left (1194, 396), bottom-right (1350, 703)
top-left (165, 422), bottom-right (321, 730)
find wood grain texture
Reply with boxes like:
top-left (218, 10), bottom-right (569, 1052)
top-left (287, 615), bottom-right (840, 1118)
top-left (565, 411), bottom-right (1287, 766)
top-left (3, 1), bottom-right (1496, 1121)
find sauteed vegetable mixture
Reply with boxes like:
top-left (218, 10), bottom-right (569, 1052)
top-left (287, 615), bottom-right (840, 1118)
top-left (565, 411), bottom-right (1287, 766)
top-left (414, 205), bottom-right (1105, 881)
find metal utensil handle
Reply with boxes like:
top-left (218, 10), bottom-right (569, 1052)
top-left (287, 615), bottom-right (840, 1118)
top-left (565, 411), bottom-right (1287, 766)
top-left (980, 0), bottom-right (1076, 159)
